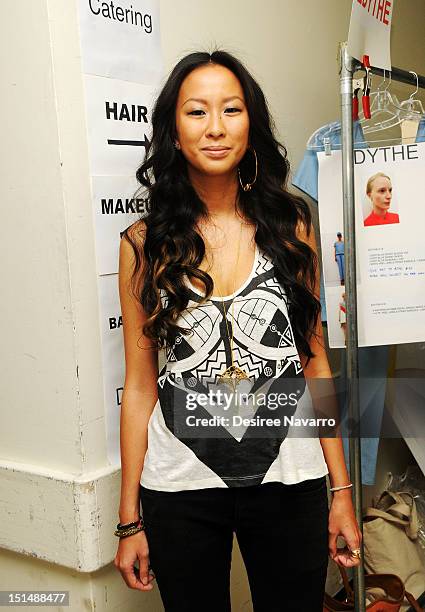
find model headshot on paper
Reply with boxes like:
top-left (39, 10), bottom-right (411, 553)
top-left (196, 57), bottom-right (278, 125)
top-left (363, 172), bottom-right (400, 227)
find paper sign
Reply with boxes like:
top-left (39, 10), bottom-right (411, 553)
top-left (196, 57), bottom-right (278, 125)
top-left (348, 0), bottom-right (394, 70)
top-left (97, 274), bottom-right (125, 465)
top-left (318, 142), bottom-right (425, 348)
top-left (91, 175), bottom-right (146, 275)
top-left (83, 74), bottom-right (159, 176)
top-left (76, 0), bottom-right (163, 464)
top-left (77, 0), bottom-right (162, 84)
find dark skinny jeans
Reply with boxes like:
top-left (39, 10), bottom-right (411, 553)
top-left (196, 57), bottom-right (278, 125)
top-left (140, 475), bottom-right (329, 611)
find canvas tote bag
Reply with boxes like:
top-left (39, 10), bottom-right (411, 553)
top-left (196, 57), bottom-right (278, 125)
top-left (363, 490), bottom-right (425, 610)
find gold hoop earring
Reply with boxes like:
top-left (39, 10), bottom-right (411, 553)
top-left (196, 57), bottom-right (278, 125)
top-left (238, 146), bottom-right (258, 192)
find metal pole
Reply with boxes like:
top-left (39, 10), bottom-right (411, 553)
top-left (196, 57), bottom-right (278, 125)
top-left (338, 41), bottom-right (365, 612)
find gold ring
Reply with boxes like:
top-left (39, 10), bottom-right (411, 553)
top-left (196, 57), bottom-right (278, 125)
top-left (349, 548), bottom-right (362, 559)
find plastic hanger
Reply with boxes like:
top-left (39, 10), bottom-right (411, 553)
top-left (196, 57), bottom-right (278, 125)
top-left (399, 71), bottom-right (424, 115)
top-left (358, 69), bottom-right (402, 126)
top-left (361, 70), bottom-right (423, 134)
top-left (306, 69), bottom-right (425, 151)
top-left (306, 121), bottom-right (341, 151)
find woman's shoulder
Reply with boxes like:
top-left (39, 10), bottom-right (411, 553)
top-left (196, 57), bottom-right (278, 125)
top-left (120, 218), bottom-right (147, 246)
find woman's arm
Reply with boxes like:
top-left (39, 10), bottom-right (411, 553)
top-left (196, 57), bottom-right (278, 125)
top-left (297, 220), bottom-right (362, 566)
top-left (118, 223), bottom-right (159, 523)
top-left (296, 221), bottom-right (351, 495)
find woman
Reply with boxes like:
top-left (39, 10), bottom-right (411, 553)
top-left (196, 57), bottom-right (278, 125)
top-left (364, 172), bottom-right (399, 226)
top-left (334, 232), bottom-right (345, 284)
top-left (114, 50), bottom-right (362, 612)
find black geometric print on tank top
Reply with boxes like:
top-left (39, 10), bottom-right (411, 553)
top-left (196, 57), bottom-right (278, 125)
top-left (158, 247), bottom-right (305, 487)
top-left (158, 364), bottom-right (305, 487)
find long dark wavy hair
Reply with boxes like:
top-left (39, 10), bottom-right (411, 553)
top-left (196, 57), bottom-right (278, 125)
top-left (121, 49), bottom-right (321, 363)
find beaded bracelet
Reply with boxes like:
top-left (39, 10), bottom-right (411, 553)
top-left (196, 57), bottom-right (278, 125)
top-left (114, 516), bottom-right (145, 538)
top-left (329, 483), bottom-right (353, 492)
top-left (116, 517), bottom-right (142, 530)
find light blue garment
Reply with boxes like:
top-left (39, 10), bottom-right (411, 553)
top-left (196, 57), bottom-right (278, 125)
top-left (338, 345), bottom-right (390, 485)
top-left (292, 121), bottom-right (368, 202)
top-left (334, 240), bottom-right (344, 255)
top-left (416, 116), bottom-right (425, 142)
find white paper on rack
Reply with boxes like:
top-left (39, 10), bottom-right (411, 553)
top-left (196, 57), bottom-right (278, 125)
top-left (347, 0), bottom-right (394, 70)
top-left (318, 142), bottom-right (425, 348)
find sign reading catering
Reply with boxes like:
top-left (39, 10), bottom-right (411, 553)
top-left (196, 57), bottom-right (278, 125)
top-left (78, 0), bottom-right (162, 83)
top-left (348, 0), bottom-right (394, 70)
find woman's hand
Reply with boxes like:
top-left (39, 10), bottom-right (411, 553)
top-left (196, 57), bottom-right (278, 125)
top-left (328, 490), bottom-right (363, 568)
top-left (114, 531), bottom-right (156, 591)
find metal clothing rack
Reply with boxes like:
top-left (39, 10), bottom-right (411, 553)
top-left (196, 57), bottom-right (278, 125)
top-left (338, 41), bottom-right (425, 612)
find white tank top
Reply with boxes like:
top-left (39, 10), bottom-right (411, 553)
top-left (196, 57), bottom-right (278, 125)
top-left (140, 243), bottom-right (329, 491)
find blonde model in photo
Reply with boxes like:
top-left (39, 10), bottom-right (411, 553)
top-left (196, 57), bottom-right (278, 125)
top-left (363, 172), bottom-right (399, 227)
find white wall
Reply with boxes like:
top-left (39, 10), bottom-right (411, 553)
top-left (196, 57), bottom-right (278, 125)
top-left (1, 1), bottom-right (425, 610)
top-left (160, 0), bottom-right (425, 172)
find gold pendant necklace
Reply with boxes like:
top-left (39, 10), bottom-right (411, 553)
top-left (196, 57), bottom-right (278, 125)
top-left (206, 221), bottom-right (251, 391)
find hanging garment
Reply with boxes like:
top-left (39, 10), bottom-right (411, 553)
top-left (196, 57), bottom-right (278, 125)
top-left (131, 240), bottom-right (329, 492)
top-left (338, 345), bottom-right (389, 486)
top-left (291, 121), bottom-right (380, 485)
top-left (416, 116), bottom-right (425, 142)
top-left (292, 120), bottom-right (368, 321)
